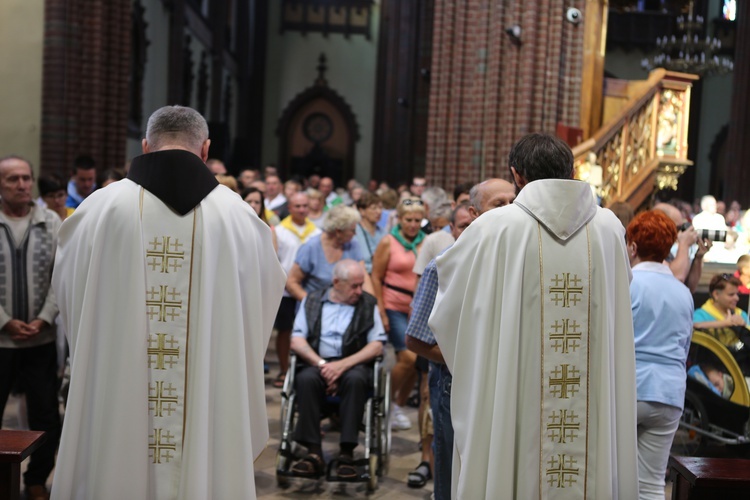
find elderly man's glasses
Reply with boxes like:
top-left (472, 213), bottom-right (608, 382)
top-left (401, 199), bottom-right (424, 206)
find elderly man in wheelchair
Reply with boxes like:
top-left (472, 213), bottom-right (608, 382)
top-left (286, 259), bottom-right (386, 481)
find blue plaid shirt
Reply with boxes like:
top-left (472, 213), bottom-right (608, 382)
top-left (405, 257), bottom-right (441, 345)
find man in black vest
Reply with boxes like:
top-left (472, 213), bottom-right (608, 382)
top-left (289, 259), bottom-right (386, 479)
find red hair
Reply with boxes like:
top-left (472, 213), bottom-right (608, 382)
top-left (625, 210), bottom-right (677, 262)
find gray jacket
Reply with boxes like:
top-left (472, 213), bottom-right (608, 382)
top-left (0, 204), bottom-right (60, 348)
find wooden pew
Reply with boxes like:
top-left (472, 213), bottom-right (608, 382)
top-left (0, 430), bottom-right (46, 500)
top-left (670, 456), bottom-right (750, 499)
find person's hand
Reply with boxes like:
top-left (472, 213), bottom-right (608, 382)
top-left (677, 226), bottom-right (698, 247)
top-left (726, 312), bottom-right (745, 327)
top-left (320, 359), bottom-right (347, 386)
top-left (381, 311), bottom-right (390, 333)
top-left (28, 318), bottom-right (49, 332)
top-left (3, 319), bottom-right (39, 341)
top-left (695, 237), bottom-right (712, 258)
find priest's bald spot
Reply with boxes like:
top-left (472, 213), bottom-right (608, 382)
top-left (146, 105), bottom-right (209, 151)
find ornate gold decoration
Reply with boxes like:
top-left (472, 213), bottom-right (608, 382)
top-left (547, 409), bottom-right (581, 444)
top-left (148, 333), bottom-right (180, 370)
top-left (549, 364), bottom-right (581, 399)
top-left (146, 286), bottom-right (183, 322)
top-left (624, 98), bottom-right (654, 178)
top-left (146, 236), bottom-right (185, 273)
top-left (549, 319), bottom-right (582, 354)
top-left (149, 381), bottom-right (179, 417)
top-left (655, 163), bottom-right (688, 191)
top-left (657, 90), bottom-right (684, 157)
top-left (545, 454), bottom-right (579, 488)
top-left (149, 428), bottom-right (177, 464)
top-left (549, 273), bottom-right (584, 308)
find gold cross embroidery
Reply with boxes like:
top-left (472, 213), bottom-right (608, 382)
top-left (148, 428), bottom-right (177, 464)
top-left (146, 286), bottom-right (183, 322)
top-left (546, 454), bottom-right (579, 488)
top-left (549, 319), bottom-right (582, 354)
top-left (549, 364), bottom-right (581, 399)
top-left (149, 381), bottom-right (179, 417)
top-left (547, 409), bottom-right (581, 444)
top-left (549, 273), bottom-right (584, 308)
top-left (146, 237), bottom-right (185, 273)
top-left (148, 333), bottom-right (180, 370)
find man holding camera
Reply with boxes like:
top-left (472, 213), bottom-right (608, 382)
top-left (654, 202), bottom-right (712, 294)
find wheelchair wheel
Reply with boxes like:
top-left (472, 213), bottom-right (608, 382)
top-left (379, 371), bottom-right (392, 475)
top-left (368, 454), bottom-right (379, 491)
top-left (672, 389), bottom-right (709, 456)
top-left (275, 452), bottom-right (291, 488)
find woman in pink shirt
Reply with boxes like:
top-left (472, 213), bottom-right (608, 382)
top-left (372, 198), bottom-right (426, 431)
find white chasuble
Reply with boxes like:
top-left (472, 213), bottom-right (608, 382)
top-left (141, 190), bottom-right (196, 497)
top-left (430, 179), bottom-right (638, 500)
top-left (51, 155), bottom-right (286, 500)
top-left (538, 223), bottom-right (590, 497)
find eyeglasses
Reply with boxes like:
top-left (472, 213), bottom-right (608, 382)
top-left (401, 199), bottom-right (424, 206)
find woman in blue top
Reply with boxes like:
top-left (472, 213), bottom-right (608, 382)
top-left (354, 192), bottom-right (386, 273)
top-left (287, 204), bottom-right (373, 301)
top-left (627, 210), bottom-right (694, 500)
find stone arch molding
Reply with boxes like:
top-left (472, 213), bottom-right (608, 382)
top-left (276, 54), bottom-right (360, 184)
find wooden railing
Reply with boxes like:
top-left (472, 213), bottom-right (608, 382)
top-left (573, 69), bottom-right (698, 210)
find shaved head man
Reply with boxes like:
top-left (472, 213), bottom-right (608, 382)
top-left (468, 178), bottom-right (516, 218)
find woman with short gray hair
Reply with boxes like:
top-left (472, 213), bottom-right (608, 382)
top-left (287, 205), bottom-right (373, 300)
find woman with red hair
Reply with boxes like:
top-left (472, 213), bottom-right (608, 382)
top-left (626, 210), bottom-right (694, 500)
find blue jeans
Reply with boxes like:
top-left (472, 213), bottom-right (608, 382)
top-left (385, 309), bottom-right (409, 352)
top-left (429, 361), bottom-right (453, 500)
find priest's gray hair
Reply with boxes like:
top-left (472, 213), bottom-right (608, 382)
top-left (508, 133), bottom-right (573, 182)
top-left (332, 259), bottom-right (363, 282)
top-left (323, 205), bottom-right (361, 233)
top-left (146, 105), bottom-right (209, 151)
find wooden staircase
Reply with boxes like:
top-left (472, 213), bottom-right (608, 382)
top-left (573, 69), bottom-right (698, 210)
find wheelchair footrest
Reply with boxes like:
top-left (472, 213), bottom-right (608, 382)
top-left (325, 457), bottom-right (372, 483)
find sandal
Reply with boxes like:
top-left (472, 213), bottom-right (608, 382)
top-left (291, 453), bottom-right (325, 478)
top-left (336, 456), bottom-right (358, 480)
top-left (272, 372), bottom-right (286, 388)
top-left (407, 460), bottom-right (432, 488)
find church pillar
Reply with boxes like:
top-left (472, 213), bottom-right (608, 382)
top-left (723, 0), bottom-right (750, 207)
top-left (425, 0), bottom-right (585, 188)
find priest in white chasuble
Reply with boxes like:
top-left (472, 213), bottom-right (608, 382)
top-left (51, 105), bottom-right (286, 500)
top-left (429, 134), bottom-right (638, 500)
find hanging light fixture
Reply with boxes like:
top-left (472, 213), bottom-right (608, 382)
top-left (642, 1), bottom-right (733, 76)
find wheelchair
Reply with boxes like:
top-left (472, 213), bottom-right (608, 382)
top-left (671, 330), bottom-right (750, 456)
top-left (275, 353), bottom-right (391, 492)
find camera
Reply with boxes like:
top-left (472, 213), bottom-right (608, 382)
top-left (699, 228), bottom-right (728, 242)
top-left (678, 222), bottom-right (692, 232)
top-left (566, 8), bottom-right (583, 24)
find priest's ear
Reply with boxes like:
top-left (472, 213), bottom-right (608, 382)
top-left (200, 139), bottom-right (211, 163)
top-left (510, 166), bottom-right (527, 189)
top-left (141, 138), bottom-right (150, 154)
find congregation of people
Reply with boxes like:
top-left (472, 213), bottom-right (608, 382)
top-left (4, 107), bottom-right (750, 500)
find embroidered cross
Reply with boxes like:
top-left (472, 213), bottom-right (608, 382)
top-left (148, 333), bottom-right (180, 370)
top-left (146, 285), bottom-right (183, 322)
top-left (547, 409), bottom-right (581, 444)
top-left (549, 273), bottom-right (584, 308)
top-left (549, 319), bottom-right (582, 354)
top-left (149, 381), bottom-right (179, 417)
top-left (549, 364), bottom-right (581, 399)
top-left (146, 237), bottom-right (185, 273)
top-left (546, 454), bottom-right (579, 488)
top-left (149, 428), bottom-right (177, 464)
